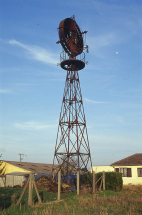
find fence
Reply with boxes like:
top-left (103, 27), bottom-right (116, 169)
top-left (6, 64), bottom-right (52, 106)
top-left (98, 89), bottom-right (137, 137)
top-left (93, 171), bottom-right (105, 193)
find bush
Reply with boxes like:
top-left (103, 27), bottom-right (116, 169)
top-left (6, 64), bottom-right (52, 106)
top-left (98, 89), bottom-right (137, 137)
top-left (95, 172), bottom-right (123, 191)
top-left (81, 172), bottom-right (93, 186)
top-left (81, 172), bottom-right (123, 192)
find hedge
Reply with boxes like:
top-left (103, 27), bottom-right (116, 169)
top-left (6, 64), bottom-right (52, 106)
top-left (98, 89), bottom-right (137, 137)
top-left (81, 172), bottom-right (123, 192)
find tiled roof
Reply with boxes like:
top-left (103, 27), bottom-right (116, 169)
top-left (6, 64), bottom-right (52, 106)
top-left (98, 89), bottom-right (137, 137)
top-left (111, 153), bottom-right (142, 166)
top-left (2, 160), bottom-right (58, 174)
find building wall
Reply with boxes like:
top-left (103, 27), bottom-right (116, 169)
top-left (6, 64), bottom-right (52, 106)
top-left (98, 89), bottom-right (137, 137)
top-left (5, 175), bottom-right (25, 187)
top-left (0, 175), bottom-right (26, 187)
top-left (0, 161), bottom-right (30, 175)
top-left (114, 165), bottom-right (142, 185)
top-left (91, 166), bottom-right (114, 173)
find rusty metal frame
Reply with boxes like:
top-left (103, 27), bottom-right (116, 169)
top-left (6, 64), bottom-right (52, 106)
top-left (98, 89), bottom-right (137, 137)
top-left (53, 68), bottom-right (92, 176)
top-left (53, 17), bottom-right (91, 179)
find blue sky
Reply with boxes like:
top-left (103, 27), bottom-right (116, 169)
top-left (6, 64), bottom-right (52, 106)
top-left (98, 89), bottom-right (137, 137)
top-left (0, 0), bottom-right (142, 166)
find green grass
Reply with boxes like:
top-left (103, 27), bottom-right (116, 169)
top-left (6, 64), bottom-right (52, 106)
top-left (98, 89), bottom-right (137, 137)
top-left (0, 187), bottom-right (75, 214)
top-left (0, 187), bottom-right (142, 215)
top-left (98, 190), bottom-right (121, 197)
top-left (0, 187), bottom-right (57, 208)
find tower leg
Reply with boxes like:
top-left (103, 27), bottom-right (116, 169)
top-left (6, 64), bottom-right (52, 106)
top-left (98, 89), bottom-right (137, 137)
top-left (57, 170), bottom-right (61, 201)
top-left (77, 170), bottom-right (80, 195)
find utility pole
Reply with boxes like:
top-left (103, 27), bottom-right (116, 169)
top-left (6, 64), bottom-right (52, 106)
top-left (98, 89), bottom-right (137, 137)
top-left (18, 154), bottom-right (26, 162)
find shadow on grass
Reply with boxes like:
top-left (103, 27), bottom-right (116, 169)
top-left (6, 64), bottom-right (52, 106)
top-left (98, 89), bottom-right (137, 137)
top-left (0, 187), bottom-right (76, 212)
top-left (0, 188), bottom-right (21, 210)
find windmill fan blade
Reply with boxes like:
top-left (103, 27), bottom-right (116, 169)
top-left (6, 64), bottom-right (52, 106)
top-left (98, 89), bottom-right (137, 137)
top-left (65, 38), bottom-right (70, 42)
top-left (66, 39), bottom-right (72, 47)
top-left (65, 38), bottom-right (70, 44)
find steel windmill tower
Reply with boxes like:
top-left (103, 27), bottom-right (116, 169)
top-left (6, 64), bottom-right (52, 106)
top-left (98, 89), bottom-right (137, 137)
top-left (53, 16), bottom-right (92, 176)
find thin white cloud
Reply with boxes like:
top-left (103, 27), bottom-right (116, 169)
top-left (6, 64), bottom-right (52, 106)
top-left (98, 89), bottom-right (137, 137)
top-left (89, 134), bottom-right (141, 150)
top-left (0, 89), bottom-right (12, 94)
top-left (88, 33), bottom-right (118, 58)
top-left (84, 97), bottom-right (109, 104)
top-left (88, 33), bottom-right (116, 48)
top-left (14, 121), bottom-right (56, 131)
top-left (8, 39), bottom-right (58, 65)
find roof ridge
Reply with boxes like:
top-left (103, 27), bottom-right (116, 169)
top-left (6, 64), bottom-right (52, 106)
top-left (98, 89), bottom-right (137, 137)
top-left (1, 160), bottom-right (58, 174)
top-left (111, 153), bottom-right (142, 166)
top-left (2, 160), bottom-right (53, 165)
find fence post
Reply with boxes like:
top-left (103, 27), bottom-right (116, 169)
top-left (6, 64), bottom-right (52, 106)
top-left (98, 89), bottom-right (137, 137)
top-left (28, 172), bottom-right (33, 206)
top-left (99, 177), bottom-right (103, 191)
top-left (16, 176), bottom-right (30, 205)
top-left (93, 171), bottom-right (95, 193)
top-left (57, 170), bottom-right (61, 201)
top-left (77, 170), bottom-right (80, 195)
top-left (103, 171), bottom-right (105, 191)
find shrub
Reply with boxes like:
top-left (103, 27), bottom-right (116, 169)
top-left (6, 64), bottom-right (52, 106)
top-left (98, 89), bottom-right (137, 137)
top-left (96, 172), bottom-right (123, 191)
top-left (81, 172), bottom-right (93, 186)
top-left (81, 172), bottom-right (123, 192)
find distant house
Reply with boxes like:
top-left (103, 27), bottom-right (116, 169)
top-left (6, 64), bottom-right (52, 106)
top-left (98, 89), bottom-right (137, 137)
top-left (92, 153), bottom-right (142, 185)
top-left (111, 153), bottom-right (142, 185)
top-left (0, 160), bottom-right (55, 187)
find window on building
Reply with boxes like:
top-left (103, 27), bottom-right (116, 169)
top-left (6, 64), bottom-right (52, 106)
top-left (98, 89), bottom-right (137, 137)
top-left (115, 168), bottom-right (132, 177)
top-left (137, 168), bottom-right (142, 177)
top-left (115, 168), bottom-right (119, 172)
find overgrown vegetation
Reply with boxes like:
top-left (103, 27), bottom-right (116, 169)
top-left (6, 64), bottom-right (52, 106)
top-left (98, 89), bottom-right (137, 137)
top-left (0, 185), bottom-right (142, 215)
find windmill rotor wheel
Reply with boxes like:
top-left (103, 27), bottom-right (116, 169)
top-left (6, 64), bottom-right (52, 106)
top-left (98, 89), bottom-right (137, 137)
top-left (59, 18), bottom-right (83, 58)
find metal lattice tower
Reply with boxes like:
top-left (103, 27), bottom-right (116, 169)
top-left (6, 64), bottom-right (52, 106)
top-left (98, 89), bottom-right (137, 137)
top-left (53, 16), bottom-right (92, 176)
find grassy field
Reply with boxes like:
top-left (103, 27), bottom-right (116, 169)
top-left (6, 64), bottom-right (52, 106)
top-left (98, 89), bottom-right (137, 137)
top-left (0, 185), bottom-right (142, 214)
